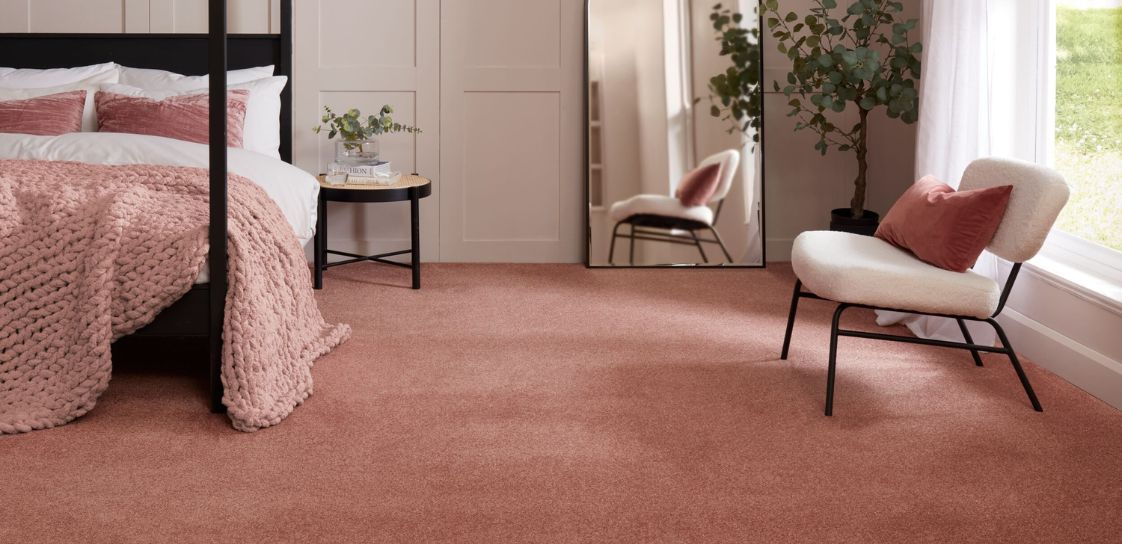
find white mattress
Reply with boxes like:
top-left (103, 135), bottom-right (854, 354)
top-left (0, 132), bottom-right (319, 283)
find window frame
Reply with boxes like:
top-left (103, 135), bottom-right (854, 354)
top-left (1031, 0), bottom-right (1122, 298)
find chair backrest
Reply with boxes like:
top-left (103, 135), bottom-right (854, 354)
top-left (958, 157), bottom-right (1070, 263)
top-left (697, 149), bottom-right (741, 204)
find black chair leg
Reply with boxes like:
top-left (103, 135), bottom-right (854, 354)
top-left (608, 222), bottom-right (623, 265)
top-left (988, 318), bottom-right (1043, 412)
top-left (629, 224), bottom-right (636, 265)
top-left (781, 280), bottom-right (802, 360)
top-left (689, 230), bottom-right (709, 263)
top-left (957, 318), bottom-right (985, 367)
top-left (708, 226), bottom-right (734, 263)
top-left (825, 304), bottom-right (851, 416)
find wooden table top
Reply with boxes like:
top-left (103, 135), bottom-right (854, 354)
top-left (317, 174), bottom-right (430, 191)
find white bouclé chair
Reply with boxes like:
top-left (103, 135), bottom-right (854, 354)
top-left (781, 158), bottom-right (1070, 415)
top-left (607, 150), bottom-right (740, 265)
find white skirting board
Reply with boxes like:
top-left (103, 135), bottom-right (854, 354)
top-left (998, 308), bottom-right (1122, 411)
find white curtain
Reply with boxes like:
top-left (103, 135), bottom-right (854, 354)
top-left (876, 0), bottom-right (1053, 343)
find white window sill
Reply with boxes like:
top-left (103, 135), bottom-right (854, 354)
top-left (1022, 231), bottom-right (1122, 317)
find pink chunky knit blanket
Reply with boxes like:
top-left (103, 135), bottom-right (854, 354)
top-left (0, 160), bottom-right (350, 434)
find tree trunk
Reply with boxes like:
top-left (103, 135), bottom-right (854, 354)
top-left (850, 107), bottom-right (870, 218)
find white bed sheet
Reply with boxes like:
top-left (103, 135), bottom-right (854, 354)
top-left (0, 132), bottom-right (319, 283)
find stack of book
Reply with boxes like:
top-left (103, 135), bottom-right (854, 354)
top-left (336, 162), bottom-right (401, 186)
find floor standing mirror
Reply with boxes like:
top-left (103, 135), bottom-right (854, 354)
top-left (585, 0), bottom-right (765, 268)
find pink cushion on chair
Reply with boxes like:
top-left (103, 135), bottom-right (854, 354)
top-left (0, 90), bottom-right (86, 136)
top-left (675, 163), bottom-right (722, 207)
top-left (95, 89), bottom-right (250, 147)
top-left (875, 175), bottom-right (1013, 273)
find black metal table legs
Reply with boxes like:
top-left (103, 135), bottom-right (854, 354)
top-left (410, 191), bottom-right (421, 289)
top-left (313, 191), bottom-right (422, 290)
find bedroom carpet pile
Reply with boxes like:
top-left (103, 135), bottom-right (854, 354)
top-left (0, 160), bottom-right (348, 434)
top-left (2, 264), bottom-right (1121, 542)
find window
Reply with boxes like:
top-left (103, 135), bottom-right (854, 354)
top-left (1052, 0), bottom-right (1122, 253)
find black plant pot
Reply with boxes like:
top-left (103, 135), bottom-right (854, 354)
top-left (829, 208), bottom-right (880, 236)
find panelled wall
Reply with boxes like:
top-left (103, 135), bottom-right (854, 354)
top-left (294, 0), bottom-right (584, 263)
top-left (438, 0), bottom-right (583, 262)
top-left (0, 0), bottom-right (283, 33)
top-left (292, 0), bottom-right (442, 261)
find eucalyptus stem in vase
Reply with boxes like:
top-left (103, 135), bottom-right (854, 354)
top-left (313, 105), bottom-right (422, 165)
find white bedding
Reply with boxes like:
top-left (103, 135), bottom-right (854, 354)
top-left (0, 132), bottom-right (319, 283)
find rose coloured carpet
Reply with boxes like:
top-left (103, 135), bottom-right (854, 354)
top-left (1, 264), bottom-right (1120, 543)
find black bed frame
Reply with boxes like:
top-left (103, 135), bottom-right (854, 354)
top-left (0, 0), bottom-right (293, 413)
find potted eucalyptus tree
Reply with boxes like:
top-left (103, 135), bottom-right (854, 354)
top-left (762, 0), bottom-right (921, 234)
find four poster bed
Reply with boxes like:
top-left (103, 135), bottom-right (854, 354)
top-left (0, 0), bottom-right (348, 433)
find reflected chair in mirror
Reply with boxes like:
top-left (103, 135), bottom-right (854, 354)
top-left (606, 149), bottom-right (741, 265)
top-left (780, 157), bottom-right (1070, 416)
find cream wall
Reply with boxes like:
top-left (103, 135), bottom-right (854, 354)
top-left (2, 0), bottom-right (920, 264)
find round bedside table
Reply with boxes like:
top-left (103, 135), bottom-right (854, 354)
top-left (314, 174), bottom-right (433, 290)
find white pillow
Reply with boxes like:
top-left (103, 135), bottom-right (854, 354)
top-left (118, 65), bottom-right (274, 91)
top-left (0, 71), bottom-right (120, 132)
top-left (101, 76), bottom-right (287, 158)
top-left (0, 62), bottom-right (119, 89)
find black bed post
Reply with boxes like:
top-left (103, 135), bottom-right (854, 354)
top-left (279, 0), bottom-right (293, 164)
top-left (208, 0), bottom-right (228, 414)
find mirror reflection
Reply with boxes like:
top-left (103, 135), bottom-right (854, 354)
top-left (587, 0), bottom-right (765, 267)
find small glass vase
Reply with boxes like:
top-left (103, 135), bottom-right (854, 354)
top-left (335, 139), bottom-right (380, 166)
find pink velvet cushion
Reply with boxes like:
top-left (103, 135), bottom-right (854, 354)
top-left (95, 89), bottom-right (250, 147)
top-left (675, 163), bottom-right (723, 207)
top-left (875, 175), bottom-right (1014, 273)
top-left (0, 90), bottom-right (86, 136)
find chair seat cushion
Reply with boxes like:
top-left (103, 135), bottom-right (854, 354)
top-left (791, 231), bottom-right (1002, 318)
top-left (609, 194), bottom-right (714, 225)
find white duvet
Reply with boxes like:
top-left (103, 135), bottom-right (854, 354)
top-left (0, 132), bottom-right (319, 283)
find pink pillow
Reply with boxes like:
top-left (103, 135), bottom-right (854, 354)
top-left (95, 89), bottom-right (250, 147)
top-left (675, 163), bottom-right (723, 207)
top-left (875, 176), bottom-right (1014, 272)
top-left (0, 90), bottom-right (86, 136)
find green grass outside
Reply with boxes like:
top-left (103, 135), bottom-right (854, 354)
top-left (1053, 6), bottom-right (1122, 251)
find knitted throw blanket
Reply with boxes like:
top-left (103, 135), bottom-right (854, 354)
top-left (0, 160), bottom-right (350, 434)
